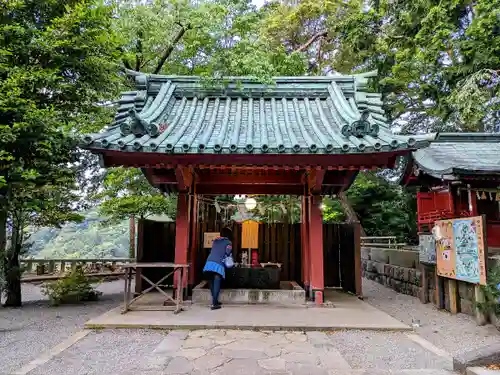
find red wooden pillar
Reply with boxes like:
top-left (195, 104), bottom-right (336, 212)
top-left (175, 192), bottom-right (190, 287)
top-left (188, 194), bottom-right (198, 287)
top-left (301, 195), bottom-right (310, 292)
top-left (308, 195), bottom-right (324, 305)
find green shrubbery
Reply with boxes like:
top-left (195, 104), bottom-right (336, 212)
top-left (41, 266), bottom-right (102, 306)
top-left (477, 264), bottom-right (500, 317)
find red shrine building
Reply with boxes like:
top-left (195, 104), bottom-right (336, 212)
top-left (83, 71), bottom-right (430, 303)
top-left (400, 133), bottom-right (500, 250)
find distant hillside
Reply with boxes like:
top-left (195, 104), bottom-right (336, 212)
top-left (27, 210), bottom-right (174, 259)
top-left (27, 210), bottom-right (130, 259)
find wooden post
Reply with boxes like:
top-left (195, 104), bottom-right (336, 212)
top-left (135, 219), bottom-right (144, 295)
top-left (435, 273), bottom-right (445, 309)
top-left (419, 264), bottom-right (429, 304)
top-left (309, 195), bottom-right (324, 305)
top-left (301, 195), bottom-right (310, 294)
top-left (353, 222), bottom-right (362, 297)
top-left (448, 279), bottom-right (458, 314)
top-left (474, 284), bottom-right (487, 325)
top-left (129, 215), bottom-right (136, 258)
top-left (174, 192), bottom-right (190, 288)
top-left (188, 194), bottom-right (198, 288)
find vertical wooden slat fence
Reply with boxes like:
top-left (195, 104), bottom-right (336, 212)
top-left (323, 223), bottom-right (361, 295)
top-left (136, 220), bottom-right (176, 293)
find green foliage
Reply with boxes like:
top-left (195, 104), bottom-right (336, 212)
top-left (0, 0), bottom-right (124, 306)
top-left (41, 266), bottom-right (102, 306)
top-left (259, 0), bottom-right (500, 132)
top-left (321, 172), bottom-right (417, 241)
top-left (116, 0), bottom-right (306, 78)
top-left (252, 196), bottom-right (302, 224)
top-left (322, 197), bottom-right (346, 223)
top-left (348, 173), bottom-right (417, 242)
top-left (477, 264), bottom-right (500, 316)
top-left (94, 168), bottom-right (177, 224)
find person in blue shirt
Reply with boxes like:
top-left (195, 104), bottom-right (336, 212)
top-left (203, 227), bottom-right (233, 310)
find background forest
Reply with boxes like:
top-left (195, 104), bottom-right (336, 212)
top-left (1, 0), bottom-right (498, 304)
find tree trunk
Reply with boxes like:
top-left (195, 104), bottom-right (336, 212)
top-left (0, 203), bottom-right (6, 305)
top-left (338, 192), bottom-right (367, 237)
top-left (4, 216), bottom-right (22, 307)
top-left (129, 215), bottom-right (136, 258)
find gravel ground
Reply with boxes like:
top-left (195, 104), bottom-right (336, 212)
top-left (0, 281), bottom-right (123, 374)
top-left (327, 330), bottom-right (451, 370)
top-left (28, 330), bottom-right (169, 375)
top-left (2, 278), bottom-right (500, 374)
top-left (362, 278), bottom-right (500, 356)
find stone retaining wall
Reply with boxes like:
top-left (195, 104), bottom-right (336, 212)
top-left (362, 247), bottom-right (422, 298)
top-left (361, 247), bottom-right (478, 316)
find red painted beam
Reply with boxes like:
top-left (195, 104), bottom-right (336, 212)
top-left (308, 168), bottom-right (326, 194)
top-left (100, 150), bottom-right (409, 169)
top-left (175, 166), bottom-right (194, 192)
top-left (196, 174), bottom-right (303, 185)
top-left (195, 184), bottom-right (304, 195)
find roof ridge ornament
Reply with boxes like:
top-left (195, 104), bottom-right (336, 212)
top-left (120, 109), bottom-right (148, 137)
top-left (341, 110), bottom-right (380, 138)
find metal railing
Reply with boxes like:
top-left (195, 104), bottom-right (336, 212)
top-left (360, 236), bottom-right (407, 250)
top-left (20, 258), bottom-right (135, 282)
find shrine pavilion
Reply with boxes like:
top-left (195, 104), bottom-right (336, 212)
top-left (400, 133), bottom-right (500, 250)
top-left (82, 71), bottom-right (431, 304)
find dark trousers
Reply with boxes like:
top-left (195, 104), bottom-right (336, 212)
top-left (206, 272), bottom-right (222, 306)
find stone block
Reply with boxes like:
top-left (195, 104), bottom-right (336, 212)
top-left (388, 249), bottom-right (418, 268)
top-left (453, 342), bottom-right (500, 374)
top-left (366, 260), bottom-right (377, 273)
top-left (412, 285), bottom-right (421, 297)
top-left (361, 247), bottom-right (371, 260)
top-left (460, 298), bottom-right (474, 316)
top-left (364, 271), bottom-right (377, 281)
top-left (384, 264), bottom-right (392, 277)
top-left (370, 248), bottom-right (390, 263)
top-left (459, 282), bottom-right (475, 301)
top-left (374, 261), bottom-right (385, 275)
top-left (392, 266), bottom-right (405, 281)
top-left (192, 282), bottom-right (306, 306)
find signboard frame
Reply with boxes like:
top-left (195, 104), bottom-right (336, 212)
top-left (435, 215), bottom-right (488, 285)
top-left (203, 232), bottom-right (220, 248)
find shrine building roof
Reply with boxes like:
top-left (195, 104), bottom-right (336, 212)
top-left (82, 71), bottom-right (431, 156)
top-left (406, 132), bottom-right (500, 180)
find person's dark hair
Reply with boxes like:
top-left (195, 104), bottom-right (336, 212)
top-left (220, 227), bottom-right (233, 242)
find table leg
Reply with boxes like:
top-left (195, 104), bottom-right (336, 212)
top-left (127, 267), bottom-right (133, 308)
top-left (122, 267), bottom-right (130, 314)
top-left (174, 268), bottom-right (182, 314)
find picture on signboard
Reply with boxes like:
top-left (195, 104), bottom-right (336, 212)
top-left (418, 234), bottom-right (436, 264)
top-left (434, 215), bottom-right (487, 285)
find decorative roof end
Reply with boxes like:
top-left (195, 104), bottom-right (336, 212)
top-left (341, 110), bottom-right (380, 138)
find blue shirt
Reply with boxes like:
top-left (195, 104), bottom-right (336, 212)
top-left (203, 237), bottom-right (232, 278)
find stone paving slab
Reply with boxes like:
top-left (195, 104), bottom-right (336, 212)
top-left (11, 329), bottom-right (460, 375)
top-left (85, 293), bottom-right (410, 331)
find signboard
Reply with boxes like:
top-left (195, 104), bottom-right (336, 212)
top-left (435, 216), bottom-right (487, 285)
top-left (419, 233), bottom-right (436, 264)
top-left (203, 232), bottom-right (220, 248)
top-left (241, 219), bottom-right (259, 249)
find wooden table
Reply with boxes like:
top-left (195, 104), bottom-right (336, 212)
top-left (121, 263), bottom-right (189, 314)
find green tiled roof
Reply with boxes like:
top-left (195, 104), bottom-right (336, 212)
top-left (82, 71), bottom-right (430, 154)
top-left (412, 133), bottom-right (500, 179)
